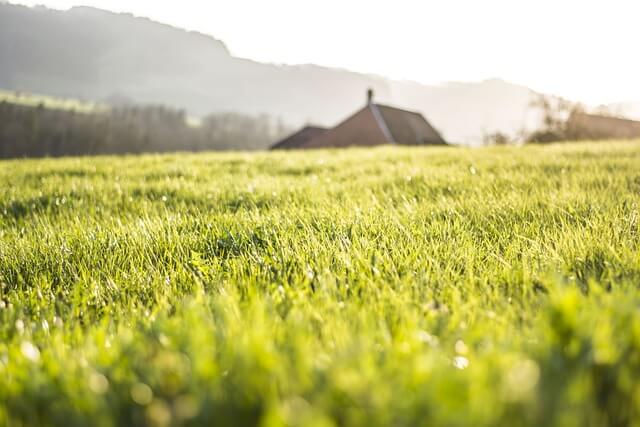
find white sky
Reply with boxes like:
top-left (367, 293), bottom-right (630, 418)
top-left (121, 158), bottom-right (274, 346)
top-left (14, 0), bottom-right (640, 104)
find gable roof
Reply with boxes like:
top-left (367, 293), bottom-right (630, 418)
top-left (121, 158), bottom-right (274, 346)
top-left (375, 104), bottom-right (447, 145)
top-left (271, 126), bottom-right (327, 150)
top-left (270, 98), bottom-right (447, 150)
top-left (301, 105), bottom-right (390, 149)
top-left (300, 104), bottom-right (447, 149)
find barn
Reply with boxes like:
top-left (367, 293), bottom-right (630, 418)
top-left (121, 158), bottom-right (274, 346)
top-left (271, 90), bottom-right (447, 149)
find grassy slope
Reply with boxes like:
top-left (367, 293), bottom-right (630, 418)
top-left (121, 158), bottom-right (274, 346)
top-left (0, 89), bottom-right (106, 114)
top-left (0, 142), bottom-right (639, 426)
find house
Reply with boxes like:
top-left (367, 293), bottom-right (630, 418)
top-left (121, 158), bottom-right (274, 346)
top-left (565, 111), bottom-right (640, 140)
top-left (271, 90), bottom-right (447, 149)
top-left (270, 126), bottom-right (328, 150)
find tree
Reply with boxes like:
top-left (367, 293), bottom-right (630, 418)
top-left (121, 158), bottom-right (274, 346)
top-left (482, 131), bottom-right (512, 146)
top-left (526, 95), bottom-right (581, 143)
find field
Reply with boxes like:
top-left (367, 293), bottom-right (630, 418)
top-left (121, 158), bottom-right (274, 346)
top-left (1, 141), bottom-right (640, 426)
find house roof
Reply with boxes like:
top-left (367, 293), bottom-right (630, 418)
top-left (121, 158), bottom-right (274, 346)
top-left (301, 105), bottom-right (390, 149)
top-left (375, 104), bottom-right (447, 145)
top-left (270, 95), bottom-right (447, 149)
top-left (566, 112), bottom-right (640, 140)
top-left (271, 126), bottom-right (327, 150)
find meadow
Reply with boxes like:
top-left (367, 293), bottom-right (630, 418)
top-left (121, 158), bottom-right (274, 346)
top-left (1, 141), bottom-right (639, 426)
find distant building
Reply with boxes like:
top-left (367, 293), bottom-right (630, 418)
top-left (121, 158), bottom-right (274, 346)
top-left (271, 89), bottom-right (447, 149)
top-left (270, 126), bottom-right (328, 150)
top-left (566, 111), bottom-right (640, 140)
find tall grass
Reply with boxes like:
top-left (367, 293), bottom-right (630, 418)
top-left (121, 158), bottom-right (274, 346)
top-left (1, 141), bottom-right (639, 426)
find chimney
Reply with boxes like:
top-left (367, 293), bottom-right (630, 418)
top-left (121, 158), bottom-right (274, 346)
top-left (367, 88), bottom-right (374, 105)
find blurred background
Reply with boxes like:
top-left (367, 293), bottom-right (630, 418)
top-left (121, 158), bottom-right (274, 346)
top-left (1, 0), bottom-right (639, 156)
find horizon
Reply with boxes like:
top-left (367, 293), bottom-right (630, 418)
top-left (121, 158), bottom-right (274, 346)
top-left (10, 0), bottom-right (640, 106)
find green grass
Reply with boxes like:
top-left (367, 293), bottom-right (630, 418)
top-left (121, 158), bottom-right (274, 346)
top-left (1, 141), bottom-right (640, 426)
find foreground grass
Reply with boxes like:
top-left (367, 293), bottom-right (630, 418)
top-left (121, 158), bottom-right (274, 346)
top-left (1, 141), bottom-right (640, 426)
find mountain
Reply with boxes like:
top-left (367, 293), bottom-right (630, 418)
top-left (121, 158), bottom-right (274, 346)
top-left (0, 3), bottom-right (540, 144)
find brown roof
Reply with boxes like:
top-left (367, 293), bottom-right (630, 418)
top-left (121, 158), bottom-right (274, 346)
top-left (376, 104), bottom-right (447, 145)
top-left (566, 112), bottom-right (640, 140)
top-left (301, 105), bottom-right (389, 149)
top-left (271, 103), bottom-right (447, 150)
top-left (271, 126), bottom-right (327, 150)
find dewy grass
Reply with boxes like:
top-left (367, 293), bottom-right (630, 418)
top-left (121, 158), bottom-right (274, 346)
top-left (1, 141), bottom-right (640, 426)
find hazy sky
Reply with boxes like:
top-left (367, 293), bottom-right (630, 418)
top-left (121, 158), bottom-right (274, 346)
top-left (14, 0), bottom-right (640, 104)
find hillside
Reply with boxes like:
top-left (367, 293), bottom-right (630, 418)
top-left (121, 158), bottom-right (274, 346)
top-left (1, 141), bottom-right (640, 425)
top-left (0, 3), bottom-right (539, 144)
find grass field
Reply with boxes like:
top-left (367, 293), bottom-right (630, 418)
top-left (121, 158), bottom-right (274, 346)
top-left (1, 141), bottom-right (640, 426)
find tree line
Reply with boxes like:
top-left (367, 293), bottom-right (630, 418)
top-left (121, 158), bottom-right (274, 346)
top-left (0, 101), bottom-right (291, 159)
